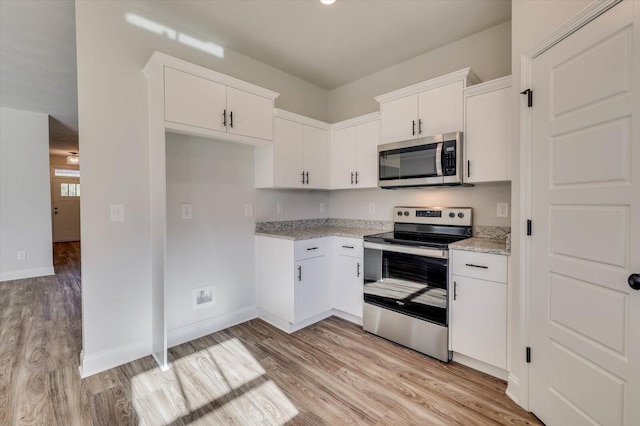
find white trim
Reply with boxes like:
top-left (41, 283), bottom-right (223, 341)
top-left (167, 306), bottom-right (258, 348)
top-left (164, 121), bottom-right (274, 147)
top-left (273, 109), bottom-right (330, 130)
top-left (330, 112), bottom-right (380, 131)
top-left (452, 352), bottom-right (508, 380)
top-left (79, 338), bottom-right (152, 378)
top-left (332, 310), bottom-right (363, 326)
top-left (0, 266), bottom-right (54, 282)
top-left (374, 68), bottom-right (478, 104)
top-left (257, 309), bottom-right (333, 333)
top-left (464, 75), bottom-right (512, 97)
top-left (524, 0), bottom-right (622, 59)
top-left (144, 51), bottom-right (280, 100)
top-left (514, 0), bottom-right (622, 412)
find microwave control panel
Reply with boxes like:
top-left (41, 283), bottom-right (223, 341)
top-left (442, 140), bottom-right (457, 176)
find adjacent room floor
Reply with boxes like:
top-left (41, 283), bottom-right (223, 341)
top-left (0, 242), bottom-right (541, 425)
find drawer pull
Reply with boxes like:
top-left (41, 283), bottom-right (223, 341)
top-left (465, 263), bottom-right (488, 269)
top-left (342, 245), bottom-right (354, 249)
top-left (306, 247), bottom-right (319, 251)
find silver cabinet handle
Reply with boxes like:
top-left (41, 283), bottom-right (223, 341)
top-left (465, 263), bottom-right (488, 269)
top-left (297, 266), bottom-right (302, 281)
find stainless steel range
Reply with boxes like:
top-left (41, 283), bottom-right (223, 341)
top-left (363, 206), bottom-right (472, 362)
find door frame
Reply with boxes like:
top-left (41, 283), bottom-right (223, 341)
top-left (516, 0), bottom-right (622, 411)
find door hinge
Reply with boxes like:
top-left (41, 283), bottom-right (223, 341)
top-left (521, 89), bottom-right (533, 107)
top-left (527, 219), bottom-right (532, 236)
top-left (526, 347), bottom-right (531, 363)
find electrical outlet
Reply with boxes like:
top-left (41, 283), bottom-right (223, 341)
top-left (320, 202), bottom-right (326, 213)
top-left (193, 286), bottom-right (215, 309)
top-left (276, 202), bottom-right (284, 215)
top-left (110, 204), bottom-right (125, 222)
top-left (245, 204), bottom-right (254, 217)
top-left (181, 203), bottom-right (193, 219)
top-left (497, 202), bottom-right (509, 218)
top-left (369, 202), bottom-right (376, 214)
top-left (17, 251), bottom-right (26, 260)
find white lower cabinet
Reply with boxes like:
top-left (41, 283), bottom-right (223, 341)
top-left (333, 238), bottom-right (364, 319)
top-left (256, 236), bottom-right (332, 331)
top-left (450, 249), bottom-right (507, 371)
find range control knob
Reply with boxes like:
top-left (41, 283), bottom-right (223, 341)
top-left (397, 211), bottom-right (402, 216)
top-left (404, 211), bottom-right (410, 216)
top-left (458, 212), bottom-right (465, 218)
top-left (449, 212), bottom-right (455, 218)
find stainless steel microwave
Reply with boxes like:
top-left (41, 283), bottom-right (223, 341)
top-left (378, 131), bottom-right (463, 189)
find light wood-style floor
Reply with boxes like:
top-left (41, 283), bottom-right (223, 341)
top-left (1, 242), bottom-right (542, 425)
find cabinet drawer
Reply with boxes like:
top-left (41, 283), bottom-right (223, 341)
top-left (335, 238), bottom-right (363, 257)
top-left (295, 239), bottom-right (326, 260)
top-left (451, 250), bottom-right (507, 283)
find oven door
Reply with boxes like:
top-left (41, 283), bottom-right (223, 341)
top-left (378, 138), bottom-right (444, 188)
top-left (363, 242), bottom-right (448, 326)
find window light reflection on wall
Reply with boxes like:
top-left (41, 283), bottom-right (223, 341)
top-left (125, 13), bottom-right (224, 58)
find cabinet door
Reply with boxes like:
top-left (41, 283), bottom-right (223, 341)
top-left (418, 81), bottom-right (464, 136)
top-left (295, 256), bottom-right (331, 323)
top-left (274, 117), bottom-right (304, 188)
top-left (303, 125), bottom-right (329, 189)
top-left (164, 67), bottom-right (226, 131)
top-left (334, 254), bottom-right (363, 318)
top-left (465, 87), bottom-right (510, 183)
top-left (331, 126), bottom-right (357, 189)
top-left (380, 94), bottom-right (418, 144)
top-left (450, 275), bottom-right (507, 369)
top-left (226, 86), bottom-right (273, 141)
top-left (354, 120), bottom-right (380, 188)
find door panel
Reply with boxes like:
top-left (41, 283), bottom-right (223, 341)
top-left (380, 94), bottom-right (418, 143)
top-left (529, 2), bottom-right (638, 425)
top-left (303, 125), bottom-right (329, 189)
top-left (418, 81), bottom-right (464, 136)
top-left (331, 126), bottom-right (356, 189)
top-left (52, 176), bottom-right (80, 242)
top-left (274, 117), bottom-right (304, 188)
top-left (226, 86), bottom-right (273, 140)
top-left (354, 120), bottom-right (380, 188)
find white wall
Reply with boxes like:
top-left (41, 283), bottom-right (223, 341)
top-left (165, 134), bottom-right (255, 334)
top-left (327, 21), bottom-right (512, 123)
top-left (256, 189), bottom-right (330, 222)
top-left (329, 183), bottom-right (511, 227)
top-left (75, 0), bottom-right (329, 369)
top-left (508, 0), bottom-right (593, 409)
top-left (0, 107), bottom-right (54, 281)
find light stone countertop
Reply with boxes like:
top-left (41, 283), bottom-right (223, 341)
top-left (255, 226), bottom-right (384, 241)
top-left (449, 237), bottom-right (510, 255)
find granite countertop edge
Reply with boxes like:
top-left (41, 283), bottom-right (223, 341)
top-left (255, 226), bottom-right (383, 241)
top-left (448, 237), bottom-right (510, 255)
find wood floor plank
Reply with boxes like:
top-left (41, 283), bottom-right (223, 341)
top-left (1, 242), bottom-right (541, 426)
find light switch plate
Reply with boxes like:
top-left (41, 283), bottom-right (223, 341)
top-left (110, 204), bottom-right (125, 222)
top-left (497, 202), bottom-right (509, 218)
top-left (181, 203), bottom-right (193, 219)
top-left (320, 203), bottom-right (326, 213)
top-left (369, 202), bottom-right (376, 214)
top-left (245, 203), bottom-right (254, 217)
top-left (276, 202), bottom-right (284, 215)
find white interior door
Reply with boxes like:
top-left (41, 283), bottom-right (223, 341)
top-left (52, 176), bottom-right (81, 242)
top-left (529, 2), bottom-right (639, 425)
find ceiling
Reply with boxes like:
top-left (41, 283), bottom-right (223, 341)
top-left (0, 0), bottom-right (511, 155)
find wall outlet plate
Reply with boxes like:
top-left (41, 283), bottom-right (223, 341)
top-left (320, 202), bottom-right (326, 213)
top-left (497, 202), bottom-right (509, 218)
top-left (245, 203), bottom-right (254, 217)
top-left (369, 202), bottom-right (376, 214)
top-left (193, 286), bottom-right (215, 309)
top-left (181, 203), bottom-right (193, 219)
top-left (17, 251), bottom-right (26, 260)
top-left (276, 202), bottom-right (284, 215)
top-left (110, 204), bottom-right (125, 222)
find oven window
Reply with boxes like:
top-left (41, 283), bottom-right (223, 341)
top-left (379, 143), bottom-right (438, 180)
top-left (382, 251), bottom-right (447, 288)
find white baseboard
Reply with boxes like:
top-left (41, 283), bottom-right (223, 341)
top-left (167, 306), bottom-right (258, 348)
top-left (257, 309), bottom-right (333, 334)
top-left (452, 352), bottom-right (509, 381)
top-left (332, 309), bottom-right (362, 326)
top-left (0, 265), bottom-right (55, 282)
top-left (506, 373), bottom-right (524, 407)
top-left (79, 338), bottom-right (152, 378)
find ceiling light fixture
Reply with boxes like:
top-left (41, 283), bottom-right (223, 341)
top-left (67, 151), bottom-right (79, 165)
top-left (320, 0), bottom-right (336, 5)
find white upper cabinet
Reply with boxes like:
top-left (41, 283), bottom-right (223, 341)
top-left (330, 113), bottom-right (380, 189)
top-left (376, 68), bottom-right (477, 144)
top-left (464, 76), bottom-right (512, 183)
top-left (152, 53), bottom-right (278, 145)
top-left (257, 110), bottom-right (330, 189)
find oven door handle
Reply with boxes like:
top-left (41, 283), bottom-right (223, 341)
top-left (363, 241), bottom-right (448, 259)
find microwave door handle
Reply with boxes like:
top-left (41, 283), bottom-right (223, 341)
top-left (435, 142), bottom-right (443, 177)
